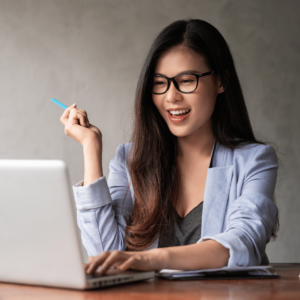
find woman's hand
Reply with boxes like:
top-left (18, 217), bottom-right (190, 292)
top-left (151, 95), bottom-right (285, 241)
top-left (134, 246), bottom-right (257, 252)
top-left (85, 249), bottom-right (166, 276)
top-left (60, 103), bottom-right (103, 185)
top-left (84, 242), bottom-right (229, 276)
top-left (60, 103), bottom-right (102, 147)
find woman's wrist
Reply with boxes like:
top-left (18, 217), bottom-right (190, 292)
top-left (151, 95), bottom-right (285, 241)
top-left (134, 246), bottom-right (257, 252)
top-left (149, 248), bottom-right (170, 271)
top-left (83, 131), bottom-right (102, 149)
top-left (83, 137), bottom-right (103, 185)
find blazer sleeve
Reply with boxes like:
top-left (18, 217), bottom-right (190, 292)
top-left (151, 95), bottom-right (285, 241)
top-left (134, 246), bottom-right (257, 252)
top-left (199, 144), bottom-right (279, 267)
top-left (72, 143), bottom-right (133, 257)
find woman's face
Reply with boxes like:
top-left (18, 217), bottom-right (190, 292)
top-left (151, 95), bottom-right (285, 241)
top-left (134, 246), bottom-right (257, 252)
top-left (152, 47), bottom-right (224, 138)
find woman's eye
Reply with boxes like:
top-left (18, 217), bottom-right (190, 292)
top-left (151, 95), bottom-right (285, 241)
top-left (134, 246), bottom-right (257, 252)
top-left (181, 79), bottom-right (195, 84)
top-left (154, 81), bottom-right (166, 85)
top-left (178, 75), bottom-right (196, 85)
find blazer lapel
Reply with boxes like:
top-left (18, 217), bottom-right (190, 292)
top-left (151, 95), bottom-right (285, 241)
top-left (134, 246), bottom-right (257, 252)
top-left (201, 142), bottom-right (233, 237)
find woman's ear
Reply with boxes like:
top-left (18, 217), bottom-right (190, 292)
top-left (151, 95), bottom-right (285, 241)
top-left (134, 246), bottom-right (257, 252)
top-left (217, 77), bottom-right (225, 94)
top-left (218, 81), bottom-right (224, 93)
top-left (217, 71), bottom-right (230, 94)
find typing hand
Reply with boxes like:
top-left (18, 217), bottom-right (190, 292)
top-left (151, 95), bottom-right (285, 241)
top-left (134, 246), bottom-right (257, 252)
top-left (85, 249), bottom-right (164, 276)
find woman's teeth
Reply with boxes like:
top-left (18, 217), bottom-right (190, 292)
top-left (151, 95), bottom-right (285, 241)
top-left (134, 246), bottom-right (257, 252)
top-left (169, 109), bottom-right (190, 116)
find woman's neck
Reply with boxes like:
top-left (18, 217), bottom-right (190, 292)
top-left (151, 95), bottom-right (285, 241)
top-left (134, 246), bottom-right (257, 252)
top-left (177, 123), bottom-right (215, 162)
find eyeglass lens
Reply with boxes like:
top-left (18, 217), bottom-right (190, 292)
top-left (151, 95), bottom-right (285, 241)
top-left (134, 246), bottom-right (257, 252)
top-left (152, 74), bottom-right (197, 94)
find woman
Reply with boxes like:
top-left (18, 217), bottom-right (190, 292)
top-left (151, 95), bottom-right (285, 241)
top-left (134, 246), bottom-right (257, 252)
top-left (60, 19), bottom-right (279, 275)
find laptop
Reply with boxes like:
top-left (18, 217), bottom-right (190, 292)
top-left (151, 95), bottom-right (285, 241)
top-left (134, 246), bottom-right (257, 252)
top-left (0, 159), bottom-right (154, 289)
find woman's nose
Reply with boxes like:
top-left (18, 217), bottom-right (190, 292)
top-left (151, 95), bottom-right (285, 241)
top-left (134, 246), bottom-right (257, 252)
top-left (166, 80), bottom-right (183, 103)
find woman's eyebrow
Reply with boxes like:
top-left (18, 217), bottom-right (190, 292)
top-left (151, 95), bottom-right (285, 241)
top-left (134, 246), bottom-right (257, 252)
top-left (154, 70), bottom-right (202, 76)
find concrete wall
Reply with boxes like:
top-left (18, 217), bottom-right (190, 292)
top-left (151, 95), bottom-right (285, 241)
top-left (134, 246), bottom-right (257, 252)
top-left (0, 0), bottom-right (299, 262)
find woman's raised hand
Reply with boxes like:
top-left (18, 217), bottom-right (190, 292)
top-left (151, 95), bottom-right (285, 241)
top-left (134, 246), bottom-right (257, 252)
top-left (60, 103), bottom-right (102, 146)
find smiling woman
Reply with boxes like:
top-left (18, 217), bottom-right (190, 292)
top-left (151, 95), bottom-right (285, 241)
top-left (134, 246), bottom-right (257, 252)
top-left (152, 48), bottom-right (222, 137)
top-left (66, 19), bottom-right (279, 275)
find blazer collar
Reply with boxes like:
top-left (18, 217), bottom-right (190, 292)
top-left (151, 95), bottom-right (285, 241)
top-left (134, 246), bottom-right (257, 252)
top-left (201, 141), bottom-right (234, 236)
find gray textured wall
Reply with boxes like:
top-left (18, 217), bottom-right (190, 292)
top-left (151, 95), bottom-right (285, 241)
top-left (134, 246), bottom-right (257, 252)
top-left (0, 0), bottom-right (299, 263)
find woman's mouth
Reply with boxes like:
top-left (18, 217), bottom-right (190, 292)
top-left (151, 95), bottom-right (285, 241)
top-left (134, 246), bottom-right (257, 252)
top-left (167, 109), bottom-right (191, 123)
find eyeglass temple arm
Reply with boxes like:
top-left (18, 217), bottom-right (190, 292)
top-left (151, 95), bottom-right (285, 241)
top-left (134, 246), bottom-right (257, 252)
top-left (197, 71), bottom-right (215, 77)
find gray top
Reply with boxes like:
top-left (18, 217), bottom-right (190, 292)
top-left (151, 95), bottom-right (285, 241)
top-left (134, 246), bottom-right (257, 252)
top-left (158, 201), bottom-right (204, 247)
top-left (158, 140), bottom-right (216, 248)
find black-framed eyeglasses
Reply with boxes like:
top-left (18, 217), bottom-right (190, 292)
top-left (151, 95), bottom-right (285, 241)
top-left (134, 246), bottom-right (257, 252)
top-left (151, 71), bottom-right (214, 94)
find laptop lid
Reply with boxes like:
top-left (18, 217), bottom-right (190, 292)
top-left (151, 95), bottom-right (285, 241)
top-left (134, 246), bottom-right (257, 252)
top-left (0, 159), bottom-right (86, 289)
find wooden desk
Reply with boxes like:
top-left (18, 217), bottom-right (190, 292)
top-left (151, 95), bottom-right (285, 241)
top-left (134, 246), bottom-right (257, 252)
top-left (0, 263), bottom-right (299, 300)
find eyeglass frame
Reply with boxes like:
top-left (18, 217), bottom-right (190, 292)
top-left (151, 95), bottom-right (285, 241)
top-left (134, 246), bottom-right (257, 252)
top-left (151, 70), bottom-right (215, 95)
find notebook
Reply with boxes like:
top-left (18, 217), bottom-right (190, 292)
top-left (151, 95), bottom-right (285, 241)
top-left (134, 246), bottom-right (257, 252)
top-left (157, 265), bottom-right (280, 280)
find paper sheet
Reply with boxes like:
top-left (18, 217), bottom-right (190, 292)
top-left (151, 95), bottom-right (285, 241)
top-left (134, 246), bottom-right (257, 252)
top-left (158, 265), bottom-right (274, 278)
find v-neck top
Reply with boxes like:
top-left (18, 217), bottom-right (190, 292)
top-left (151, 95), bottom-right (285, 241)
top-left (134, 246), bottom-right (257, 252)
top-left (158, 140), bottom-right (216, 248)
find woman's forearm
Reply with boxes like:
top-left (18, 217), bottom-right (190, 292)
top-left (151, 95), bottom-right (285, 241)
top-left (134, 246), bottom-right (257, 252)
top-left (83, 137), bottom-right (103, 186)
top-left (155, 240), bottom-right (230, 271)
top-left (85, 239), bottom-right (230, 274)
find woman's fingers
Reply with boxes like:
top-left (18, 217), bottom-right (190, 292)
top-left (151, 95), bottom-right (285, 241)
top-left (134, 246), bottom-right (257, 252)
top-left (60, 103), bottom-right (76, 126)
top-left (97, 251), bottom-right (128, 275)
top-left (77, 108), bottom-right (87, 116)
top-left (84, 250), bottom-right (160, 275)
top-left (59, 103), bottom-right (101, 147)
top-left (118, 256), bottom-right (136, 271)
top-left (86, 252), bottom-right (111, 274)
top-left (76, 109), bottom-right (90, 127)
top-left (86, 251), bottom-right (130, 275)
top-left (84, 263), bottom-right (89, 271)
top-left (60, 104), bottom-right (90, 127)
top-left (73, 111), bottom-right (86, 127)
top-left (68, 108), bottom-right (90, 127)
top-left (77, 109), bottom-right (89, 126)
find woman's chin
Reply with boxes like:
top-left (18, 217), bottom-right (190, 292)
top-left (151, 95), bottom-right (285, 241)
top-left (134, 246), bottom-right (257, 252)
top-left (169, 128), bottom-right (191, 138)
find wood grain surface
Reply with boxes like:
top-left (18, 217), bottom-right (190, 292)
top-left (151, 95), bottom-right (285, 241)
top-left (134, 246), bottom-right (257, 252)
top-left (0, 263), bottom-right (299, 300)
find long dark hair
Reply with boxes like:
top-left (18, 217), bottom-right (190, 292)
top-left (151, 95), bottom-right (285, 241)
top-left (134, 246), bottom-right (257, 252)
top-left (124, 19), bottom-right (278, 251)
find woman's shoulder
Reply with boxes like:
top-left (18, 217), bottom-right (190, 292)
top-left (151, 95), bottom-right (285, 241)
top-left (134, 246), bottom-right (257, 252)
top-left (233, 141), bottom-right (276, 158)
top-left (227, 140), bottom-right (278, 171)
top-left (232, 140), bottom-right (275, 153)
top-left (109, 143), bottom-right (132, 169)
top-left (114, 143), bottom-right (132, 158)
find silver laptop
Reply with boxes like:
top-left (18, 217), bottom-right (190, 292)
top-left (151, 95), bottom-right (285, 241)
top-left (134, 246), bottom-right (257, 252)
top-left (0, 159), bottom-right (154, 289)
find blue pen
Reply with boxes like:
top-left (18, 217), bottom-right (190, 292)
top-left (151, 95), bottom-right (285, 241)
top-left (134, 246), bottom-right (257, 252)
top-left (51, 98), bottom-right (68, 109)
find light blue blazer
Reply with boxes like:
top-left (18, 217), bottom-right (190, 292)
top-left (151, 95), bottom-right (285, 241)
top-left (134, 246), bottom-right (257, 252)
top-left (72, 140), bottom-right (278, 267)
